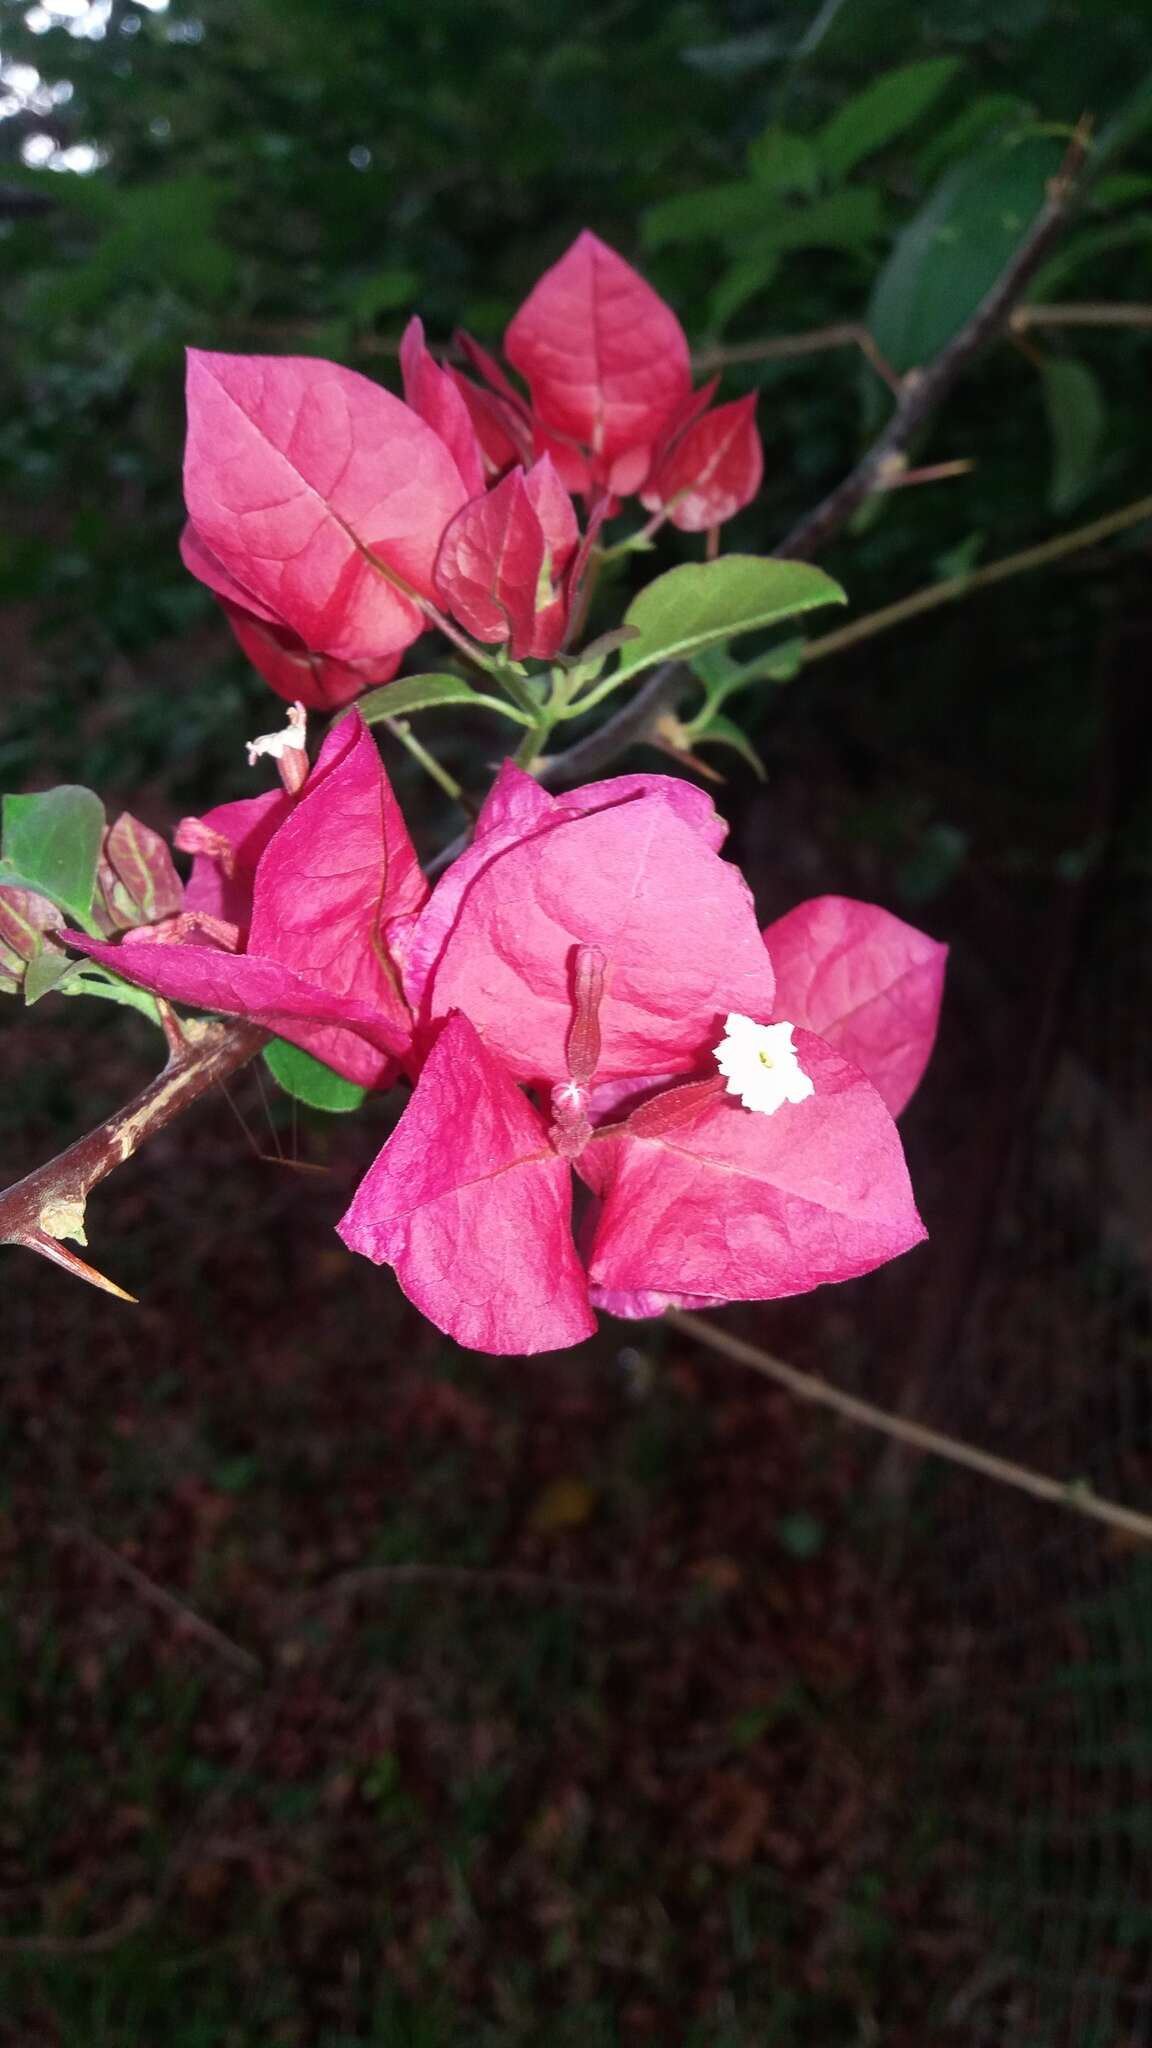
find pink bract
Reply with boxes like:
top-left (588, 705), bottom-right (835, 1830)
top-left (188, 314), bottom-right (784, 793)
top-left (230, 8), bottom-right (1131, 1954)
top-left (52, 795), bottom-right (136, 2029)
top-left (411, 783), bottom-right (773, 1086)
top-left (433, 457), bottom-right (578, 658)
top-left (182, 351), bottom-right (470, 670)
top-left (763, 895), bottom-right (948, 1117)
top-left (641, 393), bottom-right (764, 533)
top-left (505, 231), bottom-right (692, 476)
top-left (70, 715), bottom-right (424, 1087)
top-left (338, 1011), bottom-right (597, 1356)
top-left (340, 774), bottom-right (940, 1354)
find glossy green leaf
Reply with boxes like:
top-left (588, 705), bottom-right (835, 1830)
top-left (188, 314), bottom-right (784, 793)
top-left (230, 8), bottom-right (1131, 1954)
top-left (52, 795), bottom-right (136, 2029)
top-left (816, 59), bottom-right (962, 182)
top-left (869, 131), bottom-right (1064, 373)
top-left (1042, 357), bottom-right (1106, 513)
top-left (356, 672), bottom-right (527, 724)
top-left (613, 558), bottom-right (844, 685)
top-left (0, 785), bottom-right (106, 926)
top-left (263, 1038), bottom-right (368, 1114)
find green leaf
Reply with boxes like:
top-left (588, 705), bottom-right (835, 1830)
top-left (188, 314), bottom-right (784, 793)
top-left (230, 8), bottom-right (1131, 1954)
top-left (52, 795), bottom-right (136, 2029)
top-left (356, 672), bottom-right (527, 724)
top-left (23, 947), bottom-right (76, 1006)
top-left (613, 558), bottom-right (845, 685)
top-left (915, 94), bottom-right (1033, 184)
top-left (869, 130), bottom-right (1064, 373)
top-left (709, 252), bottom-right (781, 332)
top-left (816, 58), bottom-right (963, 182)
top-left (263, 1038), bottom-right (368, 1114)
top-left (687, 636), bottom-right (806, 728)
top-left (745, 128), bottom-right (818, 193)
top-left (1041, 357), bottom-right (1106, 514)
top-left (694, 715), bottom-right (766, 779)
top-left (0, 786), bottom-right (106, 926)
top-left (644, 181), bottom-right (779, 250)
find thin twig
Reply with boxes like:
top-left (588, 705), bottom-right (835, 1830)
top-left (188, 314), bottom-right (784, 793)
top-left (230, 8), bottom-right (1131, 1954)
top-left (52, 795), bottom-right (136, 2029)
top-left (60, 1524), bottom-right (264, 1679)
top-left (691, 302), bottom-right (1152, 374)
top-left (798, 491), bottom-right (1152, 667)
top-left (667, 1312), bottom-right (1152, 1545)
top-left (776, 124), bottom-right (1089, 560)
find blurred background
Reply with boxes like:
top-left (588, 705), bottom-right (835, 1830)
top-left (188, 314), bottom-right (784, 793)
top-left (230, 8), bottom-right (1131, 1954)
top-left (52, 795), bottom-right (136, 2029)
top-left (2, 1), bottom-right (1152, 2041)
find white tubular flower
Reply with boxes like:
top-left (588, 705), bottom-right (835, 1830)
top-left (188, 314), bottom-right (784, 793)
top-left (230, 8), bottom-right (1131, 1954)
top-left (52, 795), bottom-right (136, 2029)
top-left (245, 700), bottom-right (307, 767)
top-left (713, 1014), bottom-right (814, 1116)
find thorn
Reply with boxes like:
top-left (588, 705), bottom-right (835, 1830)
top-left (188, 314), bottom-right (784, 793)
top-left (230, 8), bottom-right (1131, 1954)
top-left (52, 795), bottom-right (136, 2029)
top-left (16, 1228), bottom-right (138, 1303)
top-left (155, 998), bottom-right (186, 1058)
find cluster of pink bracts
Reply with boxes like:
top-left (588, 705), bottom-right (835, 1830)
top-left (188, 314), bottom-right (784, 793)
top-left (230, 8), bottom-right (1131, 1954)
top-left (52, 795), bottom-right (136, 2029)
top-left (74, 718), bottom-right (946, 1356)
top-left (179, 232), bottom-right (764, 709)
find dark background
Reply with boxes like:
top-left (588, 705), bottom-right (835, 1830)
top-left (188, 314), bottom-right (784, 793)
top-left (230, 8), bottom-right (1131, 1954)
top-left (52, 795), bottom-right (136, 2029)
top-left (2, 1), bottom-right (1152, 2041)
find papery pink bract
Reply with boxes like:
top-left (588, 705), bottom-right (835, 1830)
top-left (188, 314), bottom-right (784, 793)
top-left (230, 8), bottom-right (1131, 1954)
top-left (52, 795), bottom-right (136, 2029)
top-left (338, 1011), bottom-right (596, 1355)
top-left (71, 716), bottom-right (422, 1086)
top-left (581, 1036), bottom-right (926, 1302)
top-left (505, 231), bottom-right (692, 475)
top-left (433, 457), bottom-right (578, 659)
top-left (763, 895), bottom-right (947, 1116)
top-left (396, 762), bottom-right (728, 1017)
top-left (224, 602), bottom-right (400, 712)
top-left (641, 394), bottom-right (763, 533)
top-left (181, 522), bottom-right (397, 711)
top-left (400, 317), bottom-right (487, 500)
top-left (417, 790), bottom-right (774, 1087)
top-left (179, 789), bottom-right (292, 931)
top-left (182, 351), bottom-right (470, 669)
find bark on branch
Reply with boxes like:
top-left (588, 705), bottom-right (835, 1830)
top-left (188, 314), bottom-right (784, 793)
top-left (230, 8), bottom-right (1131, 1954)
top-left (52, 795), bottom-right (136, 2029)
top-left (0, 1016), bottom-right (267, 1297)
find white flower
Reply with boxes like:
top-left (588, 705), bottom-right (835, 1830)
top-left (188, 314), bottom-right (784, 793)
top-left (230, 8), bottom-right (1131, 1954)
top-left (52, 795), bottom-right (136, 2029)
top-left (713, 1014), bottom-right (814, 1116)
top-left (245, 701), bottom-right (307, 766)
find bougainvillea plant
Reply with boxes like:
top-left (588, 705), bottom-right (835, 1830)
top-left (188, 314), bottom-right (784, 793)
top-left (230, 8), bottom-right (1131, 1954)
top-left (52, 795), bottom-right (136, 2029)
top-left (0, 231), bottom-right (945, 1356)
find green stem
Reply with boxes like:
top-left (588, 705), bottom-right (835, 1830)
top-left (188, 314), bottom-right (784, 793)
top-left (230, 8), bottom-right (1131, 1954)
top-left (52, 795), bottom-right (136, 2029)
top-left (62, 972), bottom-right (166, 1029)
top-left (382, 718), bottom-right (465, 805)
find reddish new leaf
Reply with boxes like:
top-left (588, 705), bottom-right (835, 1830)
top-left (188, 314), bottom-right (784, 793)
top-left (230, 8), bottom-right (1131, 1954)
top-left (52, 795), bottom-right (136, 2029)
top-left (505, 231), bottom-right (692, 470)
top-left (183, 351), bottom-right (470, 667)
top-left (641, 394), bottom-right (763, 532)
top-left (763, 895), bottom-right (947, 1116)
top-left (338, 1011), bottom-right (596, 1355)
top-left (104, 813), bottom-right (184, 926)
top-left (0, 885), bottom-right (62, 992)
top-left (585, 1031), bottom-right (925, 1301)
